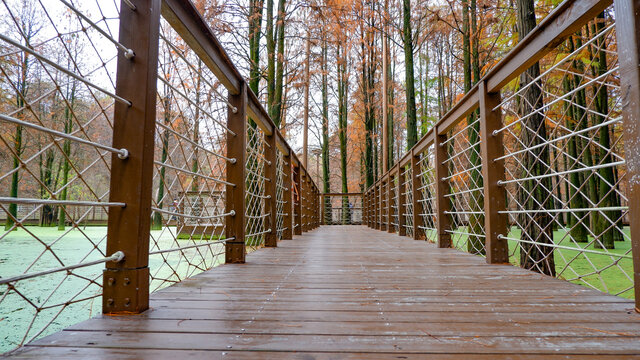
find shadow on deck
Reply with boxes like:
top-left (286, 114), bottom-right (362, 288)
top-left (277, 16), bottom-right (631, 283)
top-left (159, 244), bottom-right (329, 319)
top-left (12, 226), bottom-right (640, 359)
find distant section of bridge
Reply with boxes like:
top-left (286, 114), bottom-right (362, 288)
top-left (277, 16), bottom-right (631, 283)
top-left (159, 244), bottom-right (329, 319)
top-left (12, 226), bottom-right (640, 359)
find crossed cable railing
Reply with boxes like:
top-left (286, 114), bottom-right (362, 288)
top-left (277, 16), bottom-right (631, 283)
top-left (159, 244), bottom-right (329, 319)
top-left (365, 0), bottom-right (639, 309)
top-left (0, 0), bottom-right (319, 354)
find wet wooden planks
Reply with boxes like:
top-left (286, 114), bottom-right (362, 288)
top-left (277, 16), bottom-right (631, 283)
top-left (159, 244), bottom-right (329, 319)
top-left (12, 226), bottom-right (640, 359)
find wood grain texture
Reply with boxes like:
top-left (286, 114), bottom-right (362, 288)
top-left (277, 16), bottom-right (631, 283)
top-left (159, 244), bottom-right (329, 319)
top-left (12, 226), bottom-right (640, 359)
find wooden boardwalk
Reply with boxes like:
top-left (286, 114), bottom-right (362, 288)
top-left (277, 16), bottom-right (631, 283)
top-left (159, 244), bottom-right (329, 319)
top-left (13, 226), bottom-right (640, 359)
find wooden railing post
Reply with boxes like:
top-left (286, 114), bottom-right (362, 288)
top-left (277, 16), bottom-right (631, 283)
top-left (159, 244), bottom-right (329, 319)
top-left (479, 81), bottom-right (509, 264)
top-left (398, 166), bottom-right (407, 236)
top-left (293, 163), bottom-right (302, 235)
top-left (224, 84), bottom-right (248, 263)
top-left (615, 0), bottom-right (640, 310)
top-left (434, 128), bottom-right (452, 248)
top-left (282, 151), bottom-right (293, 240)
top-left (387, 174), bottom-right (394, 233)
top-left (264, 129), bottom-right (277, 247)
top-left (364, 189), bottom-right (372, 228)
top-left (104, 0), bottom-right (160, 314)
top-left (302, 171), bottom-right (309, 232)
top-left (380, 179), bottom-right (389, 231)
top-left (374, 184), bottom-right (379, 229)
top-left (312, 186), bottom-right (317, 229)
top-left (411, 150), bottom-right (425, 240)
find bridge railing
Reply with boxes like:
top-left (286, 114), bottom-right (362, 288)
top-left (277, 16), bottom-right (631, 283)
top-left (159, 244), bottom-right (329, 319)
top-left (320, 193), bottom-right (363, 225)
top-left (0, 0), bottom-right (319, 353)
top-left (365, 0), bottom-right (640, 311)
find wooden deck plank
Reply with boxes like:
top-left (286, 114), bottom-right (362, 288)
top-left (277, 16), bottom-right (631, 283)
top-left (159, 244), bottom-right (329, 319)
top-left (11, 225), bottom-right (640, 358)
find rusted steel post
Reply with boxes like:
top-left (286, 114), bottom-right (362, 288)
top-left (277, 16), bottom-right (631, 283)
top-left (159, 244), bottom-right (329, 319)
top-left (224, 84), bottom-right (248, 263)
top-left (479, 81), bottom-right (509, 264)
top-left (387, 174), bottom-right (394, 234)
top-left (103, 0), bottom-right (160, 314)
top-left (398, 166), bottom-right (407, 236)
top-left (434, 128), bottom-right (452, 248)
top-left (293, 164), bottom-right (302, 235)
top-left (264, 132), bottom-right (277, 247)
top-left (282, 152), bottom-right (293, 240)
top-left (615, 0), bottom-right (640, 311)
top-left (411, 150), bottom-right (425, 240)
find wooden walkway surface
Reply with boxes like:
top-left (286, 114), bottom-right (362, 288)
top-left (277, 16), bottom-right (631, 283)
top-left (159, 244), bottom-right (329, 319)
top-left (13, 226), bottom-right (640, 359)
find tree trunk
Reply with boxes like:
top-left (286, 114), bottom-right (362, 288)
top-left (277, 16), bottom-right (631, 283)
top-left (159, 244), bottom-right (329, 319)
top-left (58, 82), bottom-right (76, 230)
top-left (248, 0), bottom-right (264, 94)
top-left (403, 0), bottom-right (417, 149)
top-left (516, 0), bottom-right (555, 276)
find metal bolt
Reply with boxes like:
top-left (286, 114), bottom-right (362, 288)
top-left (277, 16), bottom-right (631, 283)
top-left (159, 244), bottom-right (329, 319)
top-left (124, 298), bottom-right (131, 307)
top-left (107, 277), bottom-right (115, 286)
top-left (107, 298), bottom-right (114, 306)
top-left (124, 277), bottom-right (130, 286)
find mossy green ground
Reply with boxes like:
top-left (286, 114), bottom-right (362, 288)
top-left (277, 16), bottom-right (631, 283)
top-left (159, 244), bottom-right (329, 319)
top-left (446, 226), bottom-right (634, 299)
top-left (0, 226), bottom-right (224, 354)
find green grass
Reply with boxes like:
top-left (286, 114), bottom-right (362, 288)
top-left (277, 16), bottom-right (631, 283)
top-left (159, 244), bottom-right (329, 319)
top-left (176, 232), bottom-right (225, 240)
top-left (0, 226), bottom-right (225, 354)
top-left (450, 226), bottom-right (634, 299)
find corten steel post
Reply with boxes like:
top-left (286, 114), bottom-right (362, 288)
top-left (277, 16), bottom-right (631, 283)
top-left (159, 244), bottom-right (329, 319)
top-left (398, 166), bottom-right (407, 236)
top-left (387, 174), bottom-right (394, 233)
top-left (615, 0), bottom-right (640, 311)
top-left (103, 0), bottom-right (160, 314)
top-left (411, 150), bottom-right (425, 240)
top-left (282, 152), bottom-right (293, 240)
top-left (224, 84), bottom-right (248, 263)
top-left (434, 128), bottom-right (452, 248)
top-left (293, 165), bottom-right (302, 235)
top-left (479, 81), bottom-right (509, 264)
top-left (264, 131), bottom-right (277, 247)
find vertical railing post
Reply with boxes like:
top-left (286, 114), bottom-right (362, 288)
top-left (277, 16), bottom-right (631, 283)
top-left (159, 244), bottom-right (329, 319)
top-left (303, 171), bottom-right (309, 232)
top-left (411, 150), bottom-right (425, 240)
top-left (264, 129), bottom-right (277, 247)
top-left (479, 81), bottom-right (509, 263)
top-left (365, 190), bottom-right (369, 227)
top-left (387, 173), bottom-right (394, 233)
top-left (312, 186), bottom-right (316, 229)
top-left (434, 128), bottom-right (452, 248)
top-left (320, 193), bottom-right (325, 225)
top-left (104, 0), bottom-right (161, 314)
top-left (224, 84), bottom-right (248, 263)
top-left (398, 166), bottom-right (407, 236)
top-left (380, 179), bottom-right (389, 231)
top-left (368, 189), bottom-right (371, 228)
top-left (374, 184), bottom-right (379, 229)
top-left (282, 150), bottom-right (293, 240)
top-left (376, 179), bottom-right (382, 230)
top-left (372, 186), bottom-right (376, 228)
top-left (614, 0), bottom-right (640, 310)
top-left (293, 163), bottom-right (302, 235)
